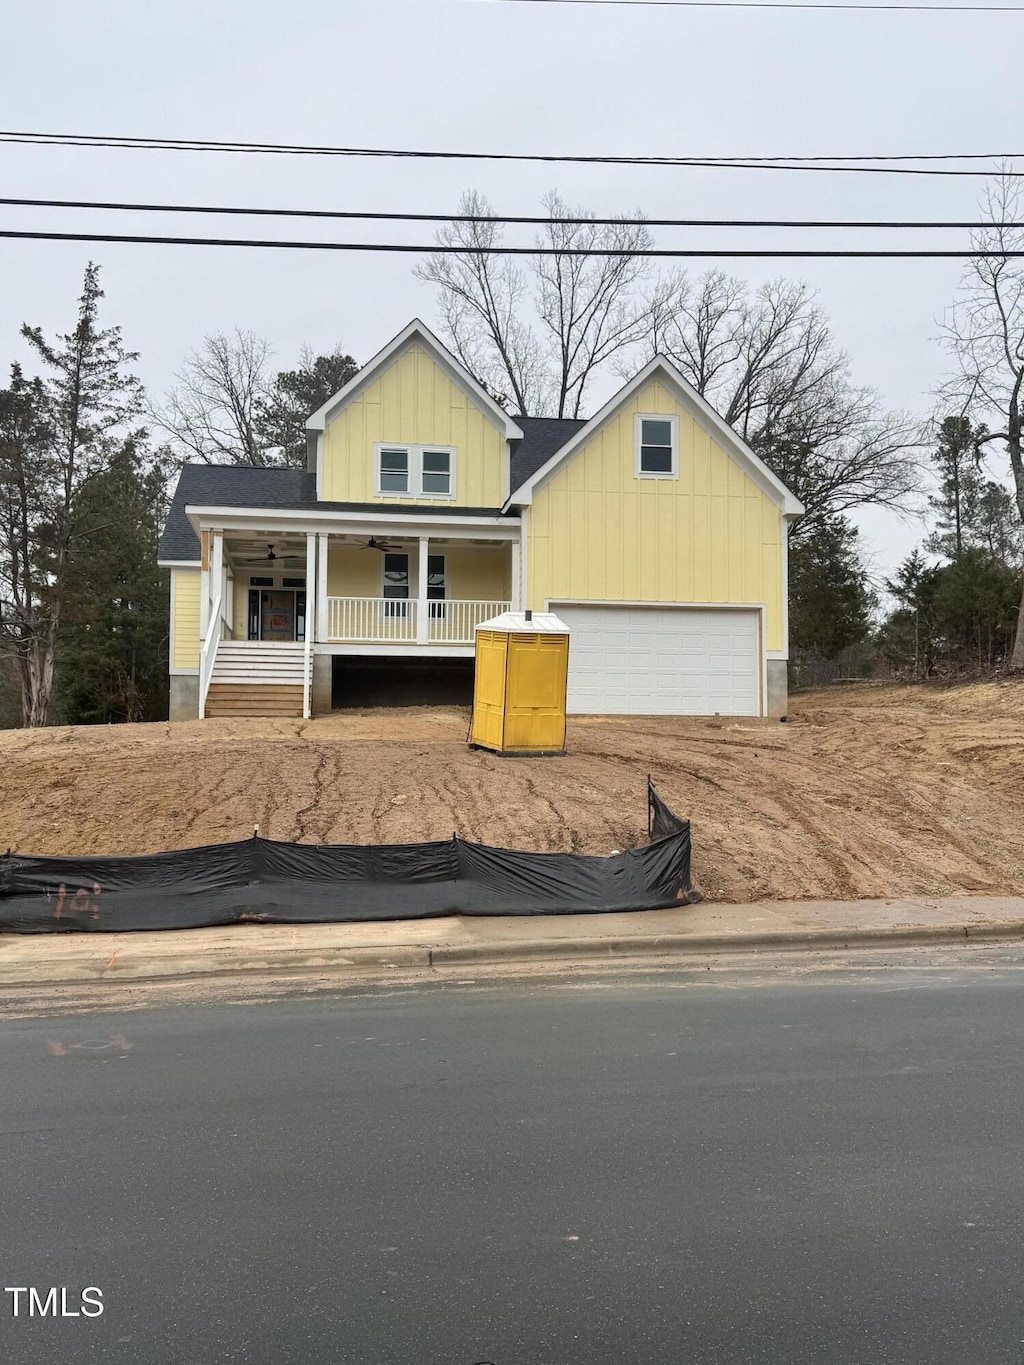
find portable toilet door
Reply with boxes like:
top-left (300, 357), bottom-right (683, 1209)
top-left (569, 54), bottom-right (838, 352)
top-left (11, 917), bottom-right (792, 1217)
top-left (470, 610), bottom-right (570, 756)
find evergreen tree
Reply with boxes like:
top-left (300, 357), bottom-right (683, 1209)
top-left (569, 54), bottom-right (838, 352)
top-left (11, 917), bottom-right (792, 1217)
top-left (0, 265), bottom-right (145, 725)
top-left (255, 347), bottom-right (359, 465)
top-left (882, 550), bottom-right (944, 677)
top-left (788, 515), bottom-right (873, 658)
top-left (932, 547), bottom-right (1021, 670)
top-left (924, 415), bottom-right (986, 561)
top-left (55, 452), bottom-right (169, 723)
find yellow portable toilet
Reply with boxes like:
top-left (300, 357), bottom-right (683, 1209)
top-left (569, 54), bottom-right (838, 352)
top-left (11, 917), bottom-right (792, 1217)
top-left (470, 610), bottom-right (570, 756)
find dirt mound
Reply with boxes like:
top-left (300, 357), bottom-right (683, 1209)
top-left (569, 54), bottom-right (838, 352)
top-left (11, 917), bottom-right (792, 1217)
top-left (2, 681), bottom-right (1023, 903)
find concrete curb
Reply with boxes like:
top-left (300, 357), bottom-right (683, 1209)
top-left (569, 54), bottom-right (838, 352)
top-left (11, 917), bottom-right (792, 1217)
top-left (0, 943), bottom-right (433, 988)
top-left (427, 920), bottom-right (1024, 966)
top-left (3, 918), bottom-right (1024, 989)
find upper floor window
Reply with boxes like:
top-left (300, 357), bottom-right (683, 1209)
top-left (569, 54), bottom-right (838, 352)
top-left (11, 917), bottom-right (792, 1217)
top-left (378, 447), bottom-right (409, 493)
top-left (635, 415), bottom-right (678, 478)
top-left (374, 444), bottom-right (456, 498)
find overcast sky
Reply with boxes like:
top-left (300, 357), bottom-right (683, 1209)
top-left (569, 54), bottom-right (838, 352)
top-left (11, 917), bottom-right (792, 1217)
top-left (3, 0), bottom-right (1022, 583)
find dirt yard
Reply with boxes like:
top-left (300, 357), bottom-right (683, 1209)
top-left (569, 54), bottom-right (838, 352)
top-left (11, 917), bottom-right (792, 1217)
top-left (2, 681), bottom-right (1023, 903)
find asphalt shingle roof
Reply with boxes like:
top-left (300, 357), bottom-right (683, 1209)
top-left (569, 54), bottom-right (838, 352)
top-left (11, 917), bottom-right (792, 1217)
top-left (157, 464), bottom-right (517, 562)
top-left (509, 416), bottom-right (587, 497)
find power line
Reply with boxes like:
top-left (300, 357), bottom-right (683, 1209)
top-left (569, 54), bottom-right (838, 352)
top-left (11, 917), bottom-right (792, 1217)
top-left (498, 0), bottom-right (1024, 9)
top-left (1, 228), bottom-right (1021, 257)
top-left (0, 195), bottom-right (1018, 230)
top-left (0, 129), bottom-right (1022, 175)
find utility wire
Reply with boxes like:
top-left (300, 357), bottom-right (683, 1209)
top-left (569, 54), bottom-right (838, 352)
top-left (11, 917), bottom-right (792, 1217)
top-left (0, 195), bottom-right (1018, 230)
top-left (497, 0), bottom-right (1024, 10)
top-left (1, 228), bottom-right (1021, 256)
top-left (0, 129), bottom-right (1022, 175)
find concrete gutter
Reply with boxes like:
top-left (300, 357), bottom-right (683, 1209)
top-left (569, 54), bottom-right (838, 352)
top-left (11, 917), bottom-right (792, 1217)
top-left (3, 896), bottom-right (1024, 989)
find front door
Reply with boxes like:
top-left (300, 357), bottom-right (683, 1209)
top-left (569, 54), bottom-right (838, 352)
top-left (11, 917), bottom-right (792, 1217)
top-left (261, 590), bottom-right (296, 642)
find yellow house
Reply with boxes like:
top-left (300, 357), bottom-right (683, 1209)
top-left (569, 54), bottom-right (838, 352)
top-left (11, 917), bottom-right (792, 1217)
top-left (158, 319), bottom-right (802, 722)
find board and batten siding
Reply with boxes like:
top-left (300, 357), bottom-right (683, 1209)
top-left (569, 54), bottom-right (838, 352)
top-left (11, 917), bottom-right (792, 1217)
top-left (526, 378), bottom-right (786, 654)
top-left (327, 544), bottom-right (383, 598)
top-left (171, 568), bottom-right (201, 670)
top-left (321, 341), bottom-right (507, 507)
top-left (326, 542), bottom-right (511, 602)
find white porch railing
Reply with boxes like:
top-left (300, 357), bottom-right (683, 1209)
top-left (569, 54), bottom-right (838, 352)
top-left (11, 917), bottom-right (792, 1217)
top-left (325, 597), bottom-right (510, 645)
top-left (327, 597), bottom-right (419, 643)
top-left (428, 599), bottom-right (510, 643)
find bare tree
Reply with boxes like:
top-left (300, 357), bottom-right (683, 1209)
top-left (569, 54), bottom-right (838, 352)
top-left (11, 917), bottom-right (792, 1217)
top-left (416, 190), bottom-right (666, 417)
top-left (940, 169), bottom-right (1024, 669)
top-left (535, 191), bottom-right (662, 417)
top-left (646, 272), bottom-right (920, 541)
top-left (156, 328), bottom-right (272, 465)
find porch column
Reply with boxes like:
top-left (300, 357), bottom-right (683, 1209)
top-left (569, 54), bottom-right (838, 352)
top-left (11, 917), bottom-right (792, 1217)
top-left (316, 533), bottom-right (329, 643)
top-left (303, 532), bottom-right (317, 719)
top-left (199, 530), bottom-right (211, 639)
top-left (511, 540), bottom-right (522, 610)
top-left (416, 536), bottom-right (430, 644)
top-left (210, 530), bottom-right (224, 627)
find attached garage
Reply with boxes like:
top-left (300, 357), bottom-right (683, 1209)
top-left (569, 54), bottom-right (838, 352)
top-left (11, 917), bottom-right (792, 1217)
top-left (552, 604), bottom-right (762, 717)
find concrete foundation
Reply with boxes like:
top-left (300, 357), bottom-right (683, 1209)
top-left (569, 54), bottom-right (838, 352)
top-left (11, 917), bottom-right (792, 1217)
top-left (169, 674), bottom-right (200, 722)
top-left (766, 659), bottom-right (789, 718)
top-left (311, 653), bottom-right (333, 716)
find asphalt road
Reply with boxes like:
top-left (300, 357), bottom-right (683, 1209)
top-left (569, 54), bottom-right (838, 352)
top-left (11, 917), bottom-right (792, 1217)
top-left (4, 956), bottom-right (1024, 1364)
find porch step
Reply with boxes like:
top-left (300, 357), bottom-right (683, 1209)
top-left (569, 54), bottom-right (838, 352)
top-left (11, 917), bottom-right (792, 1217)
top-left (211, 641), bottom-right (306, 685)
top-left (205, 683), bottom-right (304, 718)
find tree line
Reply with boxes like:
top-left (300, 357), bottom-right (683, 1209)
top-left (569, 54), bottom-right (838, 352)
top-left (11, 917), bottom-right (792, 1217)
top-left (0, 268), bottom-right (356, 727)
top-left (2, 171), bottom-right (1023, 727)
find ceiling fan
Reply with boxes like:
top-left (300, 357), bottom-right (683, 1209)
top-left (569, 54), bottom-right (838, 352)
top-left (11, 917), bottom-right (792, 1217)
top-left (356, 536), bottom-right (401, 552)
top-left (265, 543), bottom-right (278, 561)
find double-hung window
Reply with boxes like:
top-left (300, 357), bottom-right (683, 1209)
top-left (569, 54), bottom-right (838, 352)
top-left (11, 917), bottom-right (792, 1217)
top-left (635, 416), bottom-right (678, 478)
top-left (378, 447), bottom-right (410, 494)
top-left (375, 444), bottom-right (456, 498)
top-left (383, 552), bottom-right (409, 617)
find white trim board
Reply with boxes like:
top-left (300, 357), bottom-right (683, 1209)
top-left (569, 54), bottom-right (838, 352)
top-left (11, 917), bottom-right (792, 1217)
top-left (313, 643), bottom-right (474, 659)
top-left (506, 354), bottom-right (804, 518)
top-left (184, 505), bottom-right (522, 541)
top-left (304, 319), bottom-right (523, 442)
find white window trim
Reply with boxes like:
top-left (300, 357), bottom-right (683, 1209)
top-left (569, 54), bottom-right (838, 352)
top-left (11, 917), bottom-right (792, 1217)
top-left (634, 413), bottom-right (679, 480)
top-left (374, 443), bottom-right (457, 500)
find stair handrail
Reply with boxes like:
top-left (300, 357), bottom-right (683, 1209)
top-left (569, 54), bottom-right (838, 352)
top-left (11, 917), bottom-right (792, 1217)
top-left (198, 590), bottom-right (225, 718)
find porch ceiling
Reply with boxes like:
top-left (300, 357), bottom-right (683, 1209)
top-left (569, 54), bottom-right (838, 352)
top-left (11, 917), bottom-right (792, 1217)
top-left (226, 534), bottom-right (307, 570)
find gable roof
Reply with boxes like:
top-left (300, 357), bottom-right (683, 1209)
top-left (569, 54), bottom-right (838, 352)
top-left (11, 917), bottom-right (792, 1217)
top-left (510, 416), bottom-right (588, 494)
top-left (304, 319), bottom-right (524, 458)
top-left (505, 356), bottom-right (804, 518)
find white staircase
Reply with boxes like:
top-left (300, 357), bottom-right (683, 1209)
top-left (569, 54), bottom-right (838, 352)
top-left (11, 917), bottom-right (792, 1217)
top-left (204, 641), bottom-right (306, 718)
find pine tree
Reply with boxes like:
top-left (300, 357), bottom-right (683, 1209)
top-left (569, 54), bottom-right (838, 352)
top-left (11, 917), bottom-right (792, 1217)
top-left (2, 264), bottom-right (145, 725)
top-left (788, 516), bottom-right (873, 659)
top-left (56, 452), bottom-right (169, 723)
top-left (924, 416), bottom-right (986, 561)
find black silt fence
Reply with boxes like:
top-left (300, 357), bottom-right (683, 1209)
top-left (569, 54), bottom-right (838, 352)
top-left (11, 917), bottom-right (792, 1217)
top-left (0, 782), bottom-right (698, 934)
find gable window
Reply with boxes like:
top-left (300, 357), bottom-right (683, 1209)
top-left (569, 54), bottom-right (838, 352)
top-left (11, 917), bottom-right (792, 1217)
top-left (375, 444), bottom-right (456, 499)
top-left (636, 415), bottom-right (678, 478)
top-left (421, 450), bottom-right (452, 495)
top-left (378, 447), bottom-right (409, 494)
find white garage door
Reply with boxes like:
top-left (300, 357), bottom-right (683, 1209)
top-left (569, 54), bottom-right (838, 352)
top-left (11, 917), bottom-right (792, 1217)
top-left (554, 604), bottom-right (761, 717)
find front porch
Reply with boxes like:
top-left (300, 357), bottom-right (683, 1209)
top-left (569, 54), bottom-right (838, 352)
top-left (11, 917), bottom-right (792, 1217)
top-left (196, 523), bottom-right (518, 717)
